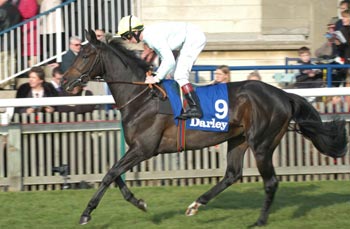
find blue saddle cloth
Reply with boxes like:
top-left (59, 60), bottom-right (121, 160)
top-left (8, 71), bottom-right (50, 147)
top-left (161, 80), bottom-right (229, 132)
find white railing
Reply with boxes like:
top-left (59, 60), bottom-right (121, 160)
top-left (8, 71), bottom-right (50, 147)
top-left (1, 87), bottom-right (350, 108)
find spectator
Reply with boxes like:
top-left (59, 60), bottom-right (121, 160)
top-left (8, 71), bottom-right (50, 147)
top-left (336, 0), bottom-right (349, 30)
top-left (50, 66), bottom-right (64, 94)
top-left (15, 66), bottom-right (58, 114)
top-left (56, 85), bottom-right (96, 114)
top-left (247, 70), bottom-right (262, 81)
top-left (336, 10), bottom-right (350, 64)
top-left (0, 0), bottom-right (21, 31)
top-left (17, 0), bottom-right (39, 67)
top-left (213, 65), bottom-right (230, 83)
top-left (294, 47), bottom-right (323, 89)
top-left (95, 28), bottom-right (105, 41)
top-left (60, 36), bottom-right (81, 73)
top-left (315, 17), bottom-right (340, 59)
top-left (95, 28), bottom-right (113, 43)
top-left (39, 0), bottom-right (64, 58)
top-left (0, 0), bottom-right (21, 81)
top-left (315, 17), bottom-right (347, 87)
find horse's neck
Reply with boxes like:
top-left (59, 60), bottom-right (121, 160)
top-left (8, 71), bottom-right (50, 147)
top-left (103, 49), bottom-right (145, 83)
top-left (102, 48), bottom-right (149, 110)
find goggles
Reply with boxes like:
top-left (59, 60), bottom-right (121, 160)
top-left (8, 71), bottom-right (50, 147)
top-left (121, 32), bottom-right (133, 40)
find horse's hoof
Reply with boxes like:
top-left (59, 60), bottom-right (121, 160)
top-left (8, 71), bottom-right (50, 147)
top-left (185, 201), bottom-right (201, 216)
top-left (137, 199), bottom-right (147, 212)
top-left (79, 214), bottom-right (91, 225)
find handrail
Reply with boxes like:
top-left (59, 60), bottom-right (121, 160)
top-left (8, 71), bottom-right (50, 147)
top-left (0, 0), bottom-right (76, 35)
top-left (192, 64), bottom-right (350, 87)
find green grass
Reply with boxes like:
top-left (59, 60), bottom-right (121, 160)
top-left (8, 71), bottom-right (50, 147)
top-left (0, 181), bottom-right (349, 229)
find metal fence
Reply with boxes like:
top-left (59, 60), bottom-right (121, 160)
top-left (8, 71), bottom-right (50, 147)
top-left (1, 99), bottom-right (350, 192)
top-left (0, 0), bottom-right (132, 86)
top-left (192, 64), bottom-right (350, 87)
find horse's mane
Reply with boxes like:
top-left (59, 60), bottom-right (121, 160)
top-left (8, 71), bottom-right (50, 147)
top-left (106, 38), bottom-right (151, 73)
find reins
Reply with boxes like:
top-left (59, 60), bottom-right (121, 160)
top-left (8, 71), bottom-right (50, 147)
top-left (113, 86), bottom-right (149, 110)
top-left (101, 80), bottom-right (167, 110)
top-left (106, 80), bottom-right (165, 91)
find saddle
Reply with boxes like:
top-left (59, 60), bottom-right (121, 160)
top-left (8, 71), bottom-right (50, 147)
top-left (158, 80), bottom-right (229, 132)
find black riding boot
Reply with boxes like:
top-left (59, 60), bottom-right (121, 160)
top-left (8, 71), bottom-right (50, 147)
top-left (178, 83), bottom-right (203, 120)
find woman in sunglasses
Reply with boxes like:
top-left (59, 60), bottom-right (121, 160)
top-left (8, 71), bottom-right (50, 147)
top-left (117, 15), bottom-right (206, 120)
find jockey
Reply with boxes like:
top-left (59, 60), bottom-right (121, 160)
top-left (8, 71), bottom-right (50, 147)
top-left (117, 15), bottom-right (206, 120)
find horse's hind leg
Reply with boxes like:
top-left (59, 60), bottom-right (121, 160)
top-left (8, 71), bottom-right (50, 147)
top-left (249, 123), bottom-right (289, 226)
top-left (250, 150), bottom-right (279, 227)
top-left (186, 136), bottom-right (247, 216)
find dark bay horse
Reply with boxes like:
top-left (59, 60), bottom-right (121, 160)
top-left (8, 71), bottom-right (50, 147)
top-left (62, 30), bottom-right (347, 226)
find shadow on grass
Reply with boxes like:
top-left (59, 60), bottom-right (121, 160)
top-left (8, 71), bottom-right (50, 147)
top-left (205, 183), bottom-right (349, 220)
top-left (150, 209), bottom-right (184, 224)
top-left (149, 182), bottom-right (349, 224)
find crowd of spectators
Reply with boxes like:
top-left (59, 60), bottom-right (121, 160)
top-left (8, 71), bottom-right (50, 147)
top-left (292, 1), bottom-right (350, 108)
top-left (287, 1), bottom-right (349, 91)
top-left (2, 0), bottom-right (350, 123)
top-left (0, 0), bottom-right (101, 123)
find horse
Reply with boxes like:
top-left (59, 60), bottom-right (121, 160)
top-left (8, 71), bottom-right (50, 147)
top-left (62, 30), bottom-right (347, 226)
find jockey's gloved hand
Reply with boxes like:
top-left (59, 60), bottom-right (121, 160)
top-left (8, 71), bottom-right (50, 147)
top-left (145, 75), bottom-right (160, 84)
top-left (146, 68), bottom-right (157, 77)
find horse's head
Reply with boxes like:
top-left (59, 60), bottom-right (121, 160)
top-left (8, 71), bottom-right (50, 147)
top-left (61, 30), bottom-right (104, 92)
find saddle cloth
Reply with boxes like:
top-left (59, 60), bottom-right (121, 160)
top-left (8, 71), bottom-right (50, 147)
top-left (161, 80), bottom-right (229, 132)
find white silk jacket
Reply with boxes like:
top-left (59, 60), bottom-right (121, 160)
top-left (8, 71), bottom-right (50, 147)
top-left (142, 22), bottom-right (206, 86)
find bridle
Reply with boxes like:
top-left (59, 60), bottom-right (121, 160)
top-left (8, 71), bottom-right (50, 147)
top-left (66, 45), bottom-right (105, 91)
top-left (66, 42), bottom-right (167, 110)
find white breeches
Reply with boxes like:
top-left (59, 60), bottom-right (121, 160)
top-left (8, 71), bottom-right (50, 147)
top-left (174, 25), bottom-right (206, 87)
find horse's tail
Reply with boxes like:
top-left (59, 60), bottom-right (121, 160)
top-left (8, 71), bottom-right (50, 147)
top-left (288, 93), bottom-right (348, 158)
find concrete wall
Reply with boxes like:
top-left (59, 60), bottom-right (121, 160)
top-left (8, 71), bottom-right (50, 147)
top-left (138, 0), bottom-right (262, 33)
top-left (136, 0), bottom-right (338, 50)
top-left (133, 0), bottom-right (340, 83)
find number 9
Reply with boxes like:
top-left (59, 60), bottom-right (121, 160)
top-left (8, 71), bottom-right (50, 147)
top-left (215, 99), bottom-right (228, 119)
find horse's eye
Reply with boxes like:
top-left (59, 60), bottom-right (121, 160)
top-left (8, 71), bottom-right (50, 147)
top-left (83, 55), bottom-right (88, 59)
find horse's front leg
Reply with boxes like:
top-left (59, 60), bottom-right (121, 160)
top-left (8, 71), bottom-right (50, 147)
top-left (186, 138), bottom-right (247, 216)
top-left (115, 176), bottom-right (147, 211)
top-left (79, 149), bottom-right (148, 225)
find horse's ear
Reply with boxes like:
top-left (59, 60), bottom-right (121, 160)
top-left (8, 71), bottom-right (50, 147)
top-left (85, 29), bottom-right (91, 41)
top-left (85, 29), bottom-right (98, 45)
